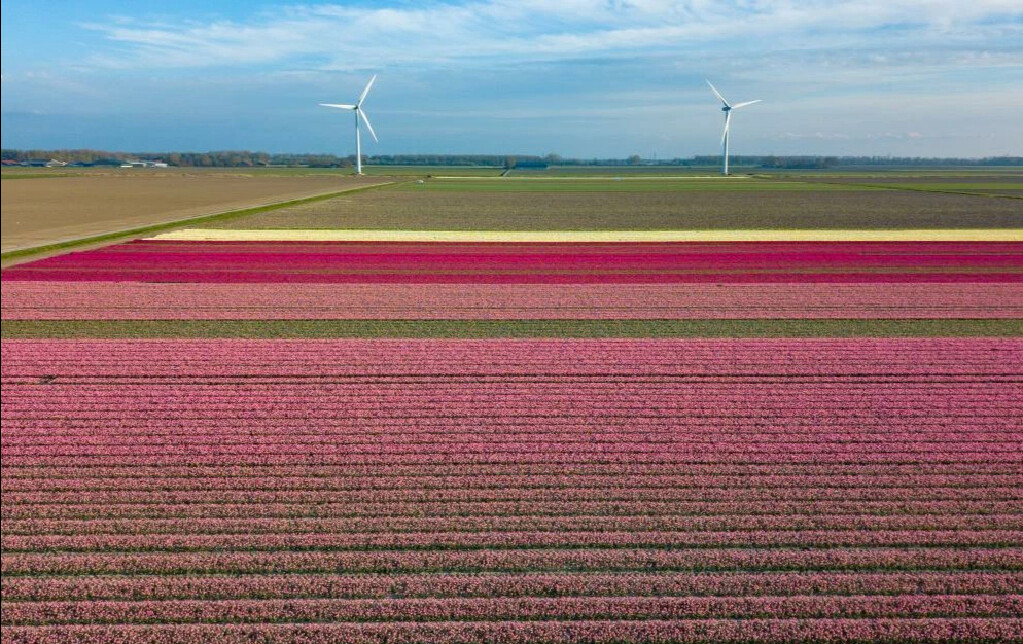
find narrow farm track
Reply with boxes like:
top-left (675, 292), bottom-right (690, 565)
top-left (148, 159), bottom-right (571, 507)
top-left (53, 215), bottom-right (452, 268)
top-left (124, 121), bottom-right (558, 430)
top-left (2, 338), bottom-right (1021, 643)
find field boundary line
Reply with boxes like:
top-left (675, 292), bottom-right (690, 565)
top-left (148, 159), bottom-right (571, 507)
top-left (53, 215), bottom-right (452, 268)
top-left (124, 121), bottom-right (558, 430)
top-left (145, 228), bottom-right (1023, 242)
top-left (4, 318), bottom-right (1021, 338)
top-left (0, 181), bottom-right (400, 266)
top-left (753, 174), bottom-right (1023, 200)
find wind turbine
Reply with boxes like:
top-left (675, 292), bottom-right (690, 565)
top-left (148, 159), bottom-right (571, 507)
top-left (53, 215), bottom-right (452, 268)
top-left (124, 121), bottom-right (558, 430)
top-left (706, 80), bottom-right (761, 176)
top-left (319, 75), bottom-right (378, 175)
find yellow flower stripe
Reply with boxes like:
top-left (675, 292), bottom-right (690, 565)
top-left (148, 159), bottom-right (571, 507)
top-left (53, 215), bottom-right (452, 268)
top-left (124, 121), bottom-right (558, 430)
top-left (149, 228), bottom-right (1023, 243)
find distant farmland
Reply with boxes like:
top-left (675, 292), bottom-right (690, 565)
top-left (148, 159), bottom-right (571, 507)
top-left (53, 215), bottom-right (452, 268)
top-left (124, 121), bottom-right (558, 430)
top-left (0, 169), bottom-right (389, 254)
top-left (205, 175), bottom-right (1023, 231)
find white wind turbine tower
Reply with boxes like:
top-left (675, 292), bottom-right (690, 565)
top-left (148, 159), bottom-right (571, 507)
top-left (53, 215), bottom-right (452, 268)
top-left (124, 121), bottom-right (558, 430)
top-left (706, 80), bottom-right (761, 176)
top-left (319, 75), bottom-right (379, 175)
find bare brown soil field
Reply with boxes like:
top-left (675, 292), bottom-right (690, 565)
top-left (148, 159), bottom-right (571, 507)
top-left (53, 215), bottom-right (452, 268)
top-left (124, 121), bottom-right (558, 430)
top-left (1, 170), bottom-right (389, 252)
top-left (209, 184), bottom-right (1023, 230)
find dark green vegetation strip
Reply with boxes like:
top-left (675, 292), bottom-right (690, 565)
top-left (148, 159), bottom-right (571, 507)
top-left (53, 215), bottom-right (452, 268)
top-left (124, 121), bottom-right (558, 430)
top-left (0, 172), bottom-right (74, 180)
top-left (0, 182), bottom-right (397, 263)
top-left (4, 319), bottom-right (1021, 339)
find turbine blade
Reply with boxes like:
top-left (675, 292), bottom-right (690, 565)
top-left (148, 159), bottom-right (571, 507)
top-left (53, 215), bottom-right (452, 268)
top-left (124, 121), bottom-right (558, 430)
top-left (721, 112), bottom-right (732, 146)
top-left (731, 99), bottom-right (762, 110)
top-left (319, 103), bottom-right (356, 110)
top-left (706, 80), bottom-right (729, 107)
top-left (359, 110), bottom-right (379, 143)
top-left (357, 74), bottom-right (377, 107)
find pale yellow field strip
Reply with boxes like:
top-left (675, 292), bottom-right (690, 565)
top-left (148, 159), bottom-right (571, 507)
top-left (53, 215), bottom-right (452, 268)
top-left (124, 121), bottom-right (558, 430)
top-left (150, 228), bottom-right (1023, 242)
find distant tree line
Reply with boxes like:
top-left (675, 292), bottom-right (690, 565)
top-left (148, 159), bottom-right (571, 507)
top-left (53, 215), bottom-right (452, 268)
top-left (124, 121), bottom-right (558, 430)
top-left (3, 148), bottom-right (1019, 168)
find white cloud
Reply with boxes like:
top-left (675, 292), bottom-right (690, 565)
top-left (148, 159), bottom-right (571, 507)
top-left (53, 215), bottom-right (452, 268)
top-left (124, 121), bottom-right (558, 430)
top-left (78, 1), bottom-right (1023, 71)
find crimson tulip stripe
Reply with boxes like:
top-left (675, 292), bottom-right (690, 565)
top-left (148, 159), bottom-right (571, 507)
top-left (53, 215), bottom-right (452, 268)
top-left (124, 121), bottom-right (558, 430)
top-left (3, 240), bottom-right (1021, 283)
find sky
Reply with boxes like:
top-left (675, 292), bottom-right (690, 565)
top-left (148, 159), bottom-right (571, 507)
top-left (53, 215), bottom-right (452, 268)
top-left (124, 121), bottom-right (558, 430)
top-left (2, 0), bottom-right (1022, 158)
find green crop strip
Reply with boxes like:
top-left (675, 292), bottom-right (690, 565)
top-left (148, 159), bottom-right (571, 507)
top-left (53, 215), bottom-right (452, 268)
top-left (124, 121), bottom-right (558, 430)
top-left (4, 319), bottom-right (1020, 339)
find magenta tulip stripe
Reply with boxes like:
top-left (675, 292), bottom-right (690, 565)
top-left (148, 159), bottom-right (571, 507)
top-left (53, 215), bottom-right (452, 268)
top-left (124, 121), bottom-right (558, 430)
top-left (5, 282), bottom-right (1022, 320)
top-left (2, 338), bottom-right (1021, 643)
top-left (3, 240), bottom-right (1022, 283)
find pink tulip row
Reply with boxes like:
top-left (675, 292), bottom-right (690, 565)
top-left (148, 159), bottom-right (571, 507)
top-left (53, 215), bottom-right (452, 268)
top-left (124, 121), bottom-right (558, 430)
top-left (9, 394), bottom-right (1012, 408)
top-left (10, 422), bottom-right (1016, 441)
top-left (8, 455), bottom-right (1015, 474)
top-left (7, 435), bottom-right (1017, 455)
top-left (11, 414), bottom-right (1013, 431)
top-left (9, 449), bottom-right (1018, 469)
top-left (4, 338), bottom-right (1018, 376)
top-left (8, 407), bottom-right (1017, 424)
top-left (11, 390), bottom-right (1014, 409)
top-left (5, 478), bottom-right (1011, 502)
top-left (10, 500), bottom-right (1016, 525)
top-left (6, 595), bottom-right (1022, 626)
top-left (5, 461), bottom-right (1016, 482)
top-left (6, 464), bottom-right (1014, 488)
top-left (5, 547), bottom-right (1020, 576)
top-left (9, 467), bottom-right (1020, 486)
top-left (7, 529), bottom-right (1021, 553)
top-left (3, 617), bottom-right (1021, 644)
top-left (8, 452), bottom-right (1019, 470)
top-left (8, 385), bottom-right (1006, 402)
top-left (7, 409), bottom-right (1015, 425)
top-left (7, 513), bottom-right (1019, 538)
top-left (6, 376), bottom-right (1004, 391)
top-left (5, 571), bottom-right (1018, 603)
top-left (8, 474), bottom-right (1019, 496)
top-left (5, 282), bottom-right (1021, 319)
top-left (9, 416), bottom-right (1014, 433)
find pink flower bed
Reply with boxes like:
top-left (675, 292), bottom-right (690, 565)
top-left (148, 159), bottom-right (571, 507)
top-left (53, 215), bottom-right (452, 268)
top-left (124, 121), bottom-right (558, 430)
top-left (4, 282), bottom-right (1021, 320)
top-left (4, 337), bottom-right (1018, 376)
top-left (1, 338), bottom-right (1019, 637)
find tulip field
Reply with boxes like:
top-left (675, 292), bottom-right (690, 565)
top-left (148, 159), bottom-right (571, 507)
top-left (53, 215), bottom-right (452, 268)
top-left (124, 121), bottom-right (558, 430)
top-left (2, 213), bottom-right (1022, 642)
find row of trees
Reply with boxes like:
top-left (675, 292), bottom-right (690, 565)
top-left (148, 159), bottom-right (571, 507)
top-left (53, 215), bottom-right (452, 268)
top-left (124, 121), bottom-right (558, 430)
top-left (3, 148), bottom-right (1019, 168)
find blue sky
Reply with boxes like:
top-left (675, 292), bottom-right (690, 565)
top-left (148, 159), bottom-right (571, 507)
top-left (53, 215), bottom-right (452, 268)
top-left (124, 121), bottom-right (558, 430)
top-left (2, 0), bottom-right (1022, 157)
